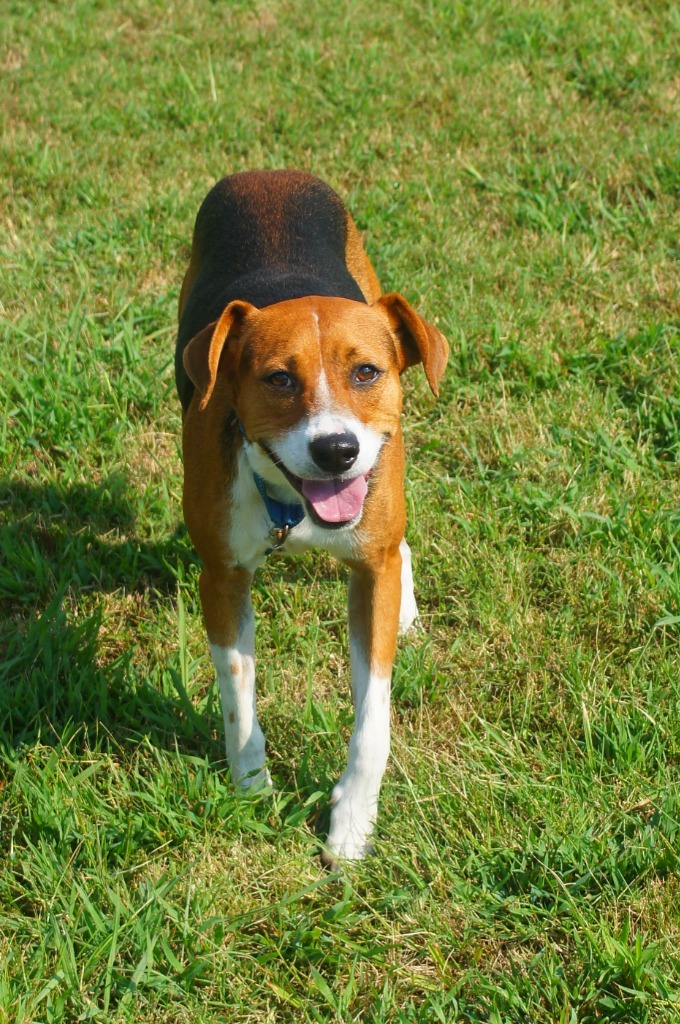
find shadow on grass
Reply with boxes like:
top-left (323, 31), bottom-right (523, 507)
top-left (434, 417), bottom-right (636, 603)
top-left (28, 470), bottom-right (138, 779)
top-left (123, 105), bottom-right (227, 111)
top-left (0, 474), bottom-right (215, 757)
top-left (1, 474), bottom-right (194, 604)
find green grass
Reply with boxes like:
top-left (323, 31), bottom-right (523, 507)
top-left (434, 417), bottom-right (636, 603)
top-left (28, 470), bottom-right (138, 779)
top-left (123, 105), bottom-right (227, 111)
top-left (1, 0), bottom-right (679, 1020)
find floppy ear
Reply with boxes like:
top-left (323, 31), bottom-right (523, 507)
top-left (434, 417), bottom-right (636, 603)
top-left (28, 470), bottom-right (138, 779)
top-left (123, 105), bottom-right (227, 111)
top-left (374, 292), bottom-right (449, 396)
top-left (182, 300), bottom-right (256, 411)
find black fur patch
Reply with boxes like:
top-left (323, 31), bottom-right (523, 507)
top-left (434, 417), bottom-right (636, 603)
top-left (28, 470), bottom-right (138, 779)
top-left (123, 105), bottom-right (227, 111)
top-left (176, 171), bottom-right (366, 411)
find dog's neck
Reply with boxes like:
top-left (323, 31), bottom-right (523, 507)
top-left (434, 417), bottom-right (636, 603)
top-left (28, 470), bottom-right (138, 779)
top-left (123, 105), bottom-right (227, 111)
top-left (232, 412), bottom-right (305, 549)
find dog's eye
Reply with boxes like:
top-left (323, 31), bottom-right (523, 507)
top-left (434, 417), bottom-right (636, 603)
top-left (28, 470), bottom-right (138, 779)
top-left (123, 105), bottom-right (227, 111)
top-left (354, 364), bottom-right (381, 384)
top-left (266, 371), bottom-right (295, 389)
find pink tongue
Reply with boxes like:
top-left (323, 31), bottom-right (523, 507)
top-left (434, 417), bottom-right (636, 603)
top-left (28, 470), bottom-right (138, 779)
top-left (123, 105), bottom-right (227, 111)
top-left (301, 475), bottom-right (368, 523)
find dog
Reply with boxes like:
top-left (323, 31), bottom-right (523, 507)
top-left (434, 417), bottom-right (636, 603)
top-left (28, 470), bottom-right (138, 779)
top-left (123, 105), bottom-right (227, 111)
top-left (176, 170), bottom-right (448, 865)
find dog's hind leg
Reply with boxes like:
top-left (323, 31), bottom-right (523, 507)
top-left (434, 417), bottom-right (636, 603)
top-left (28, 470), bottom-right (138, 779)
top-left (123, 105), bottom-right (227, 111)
top-left (398, 538), bottom-right (421, 635)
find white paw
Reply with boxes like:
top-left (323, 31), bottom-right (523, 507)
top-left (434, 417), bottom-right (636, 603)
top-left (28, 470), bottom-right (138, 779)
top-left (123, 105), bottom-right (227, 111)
top-left (232, 764), bottom-right (273, 792)
top-left (398, 607), bottom-right (424, 636)
top-left (322, 783), bottom-right (376, 867)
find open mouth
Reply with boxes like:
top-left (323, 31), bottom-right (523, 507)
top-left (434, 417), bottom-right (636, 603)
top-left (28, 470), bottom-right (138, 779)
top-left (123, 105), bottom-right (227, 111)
top-left (299, 474), bottom-right (369, 525)
top-left (261, 443), bottom-right (371, 528)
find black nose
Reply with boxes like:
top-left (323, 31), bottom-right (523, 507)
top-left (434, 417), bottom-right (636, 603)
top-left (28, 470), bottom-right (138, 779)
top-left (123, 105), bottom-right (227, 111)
top-left (309, 432), bottom-right (360, 473)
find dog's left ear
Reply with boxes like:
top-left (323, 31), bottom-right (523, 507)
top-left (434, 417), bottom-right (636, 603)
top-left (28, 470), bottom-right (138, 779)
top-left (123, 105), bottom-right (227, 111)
top-left (183, 300), bottom-right (256, 411)
top-left (374, 292), bottom-right (449, 396)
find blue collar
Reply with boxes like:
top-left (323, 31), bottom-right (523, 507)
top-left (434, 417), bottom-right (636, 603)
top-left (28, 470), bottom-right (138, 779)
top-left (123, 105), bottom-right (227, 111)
top-left (252, 471), bottom-right (305, 550)
top-left (232, 414), bottom-right (305, 550)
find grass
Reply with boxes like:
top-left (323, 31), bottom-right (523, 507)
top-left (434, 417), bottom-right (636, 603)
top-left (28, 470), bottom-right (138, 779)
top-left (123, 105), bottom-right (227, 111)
top-left (1, 0), bottom-right (678, 1020)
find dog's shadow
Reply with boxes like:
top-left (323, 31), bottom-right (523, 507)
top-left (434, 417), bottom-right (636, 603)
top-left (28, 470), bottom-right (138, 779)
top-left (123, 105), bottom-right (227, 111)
top-left (1, 474), bottom-right (335, 824)
top-left (0, 474), bottom-right (212, 756)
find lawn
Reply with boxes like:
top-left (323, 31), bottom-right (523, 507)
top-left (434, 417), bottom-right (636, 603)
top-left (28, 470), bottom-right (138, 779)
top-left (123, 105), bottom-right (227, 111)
top-left (1, 0), bottom-right (679, 1020)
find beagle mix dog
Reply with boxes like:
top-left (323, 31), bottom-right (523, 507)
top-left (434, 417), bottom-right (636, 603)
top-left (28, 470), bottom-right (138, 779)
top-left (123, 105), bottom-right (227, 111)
top-left (176, 170), bottom-right (448, 865)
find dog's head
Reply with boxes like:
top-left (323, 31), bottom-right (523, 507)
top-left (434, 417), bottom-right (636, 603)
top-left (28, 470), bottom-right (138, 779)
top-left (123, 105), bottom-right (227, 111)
top-left (183, 295), bottom-right (448, 528)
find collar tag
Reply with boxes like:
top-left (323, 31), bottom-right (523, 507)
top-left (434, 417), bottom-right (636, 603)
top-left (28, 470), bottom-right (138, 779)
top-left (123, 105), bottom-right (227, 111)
top-left (269, 524), bottom-right (290, 549)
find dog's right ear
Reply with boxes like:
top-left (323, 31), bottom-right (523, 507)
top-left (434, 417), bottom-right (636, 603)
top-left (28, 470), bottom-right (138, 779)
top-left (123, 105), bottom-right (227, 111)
top-left (183, 301), bottom-right (256, 411)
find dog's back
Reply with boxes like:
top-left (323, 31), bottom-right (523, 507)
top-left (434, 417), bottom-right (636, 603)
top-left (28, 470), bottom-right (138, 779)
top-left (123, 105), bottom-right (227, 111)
top-left (176, 170), bottom-right (369, 410)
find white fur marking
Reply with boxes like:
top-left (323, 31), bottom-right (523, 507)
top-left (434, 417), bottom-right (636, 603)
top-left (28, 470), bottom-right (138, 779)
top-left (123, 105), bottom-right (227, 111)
top-left (227, 448), bottom-right (275, 570)
top-left (210, 608), bottom-right (271, 790)
top-left (314, 367), bottom-right (333, 413)
top-left (325, 640), bottom-right (391, 862)
top-left (398, 538), bottom-right (421, 634)
top-left (273, 412), bottom-right (384, 482)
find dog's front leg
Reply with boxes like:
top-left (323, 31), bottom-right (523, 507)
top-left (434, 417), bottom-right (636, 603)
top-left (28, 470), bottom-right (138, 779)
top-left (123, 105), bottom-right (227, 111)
top-left (324, 547), bottom-right (401, 865)
top-left (199, 564), bottom-right (271, 789)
